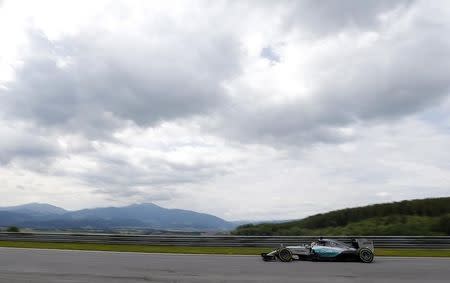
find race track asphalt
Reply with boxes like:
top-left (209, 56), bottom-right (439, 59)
top-left (0, 247), bottom-right (449, 283)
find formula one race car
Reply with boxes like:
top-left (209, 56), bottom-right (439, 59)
top-left (261, 238), bottom-right (374, 263)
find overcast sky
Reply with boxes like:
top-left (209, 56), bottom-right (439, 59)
top-left (1, 0), bottom-right (449, 220)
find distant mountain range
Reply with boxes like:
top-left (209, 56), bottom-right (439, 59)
top-left (0, 203), bottom-right (234, 231)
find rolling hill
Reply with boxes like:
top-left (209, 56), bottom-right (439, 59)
top-left (0, 203), bottom-right (233, 231)
top-left (0, 203), bottom-right (67, 215)
top-left (233, 197), bottom-right (450, 236)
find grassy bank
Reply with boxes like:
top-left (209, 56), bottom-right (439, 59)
top-left (0, 241), bottom-right (262, 255)
top-left (0, 241), bottom-right (449, 257)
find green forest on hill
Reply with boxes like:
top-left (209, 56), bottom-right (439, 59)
top-left (233, 197), bottom-right (450, 236)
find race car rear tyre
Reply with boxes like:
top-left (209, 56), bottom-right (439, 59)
top-left (278, 248), bottom-right (293, 262)
top-left (358, 248), bottom-right (374, 263)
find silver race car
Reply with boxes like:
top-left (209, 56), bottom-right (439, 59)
top-left (261, 238), bottom-right (374, 263)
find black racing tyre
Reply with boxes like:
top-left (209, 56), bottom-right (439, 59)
top-left (358, 248), bottom-right (374, 263)
top-left (278, 248), bottom-right (293, 262)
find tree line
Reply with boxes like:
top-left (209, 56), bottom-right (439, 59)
top-left (233, 197), bottom-right (450, 236)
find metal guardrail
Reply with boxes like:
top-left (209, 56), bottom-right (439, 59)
top-left (0, 233), bottom-right (449, 248)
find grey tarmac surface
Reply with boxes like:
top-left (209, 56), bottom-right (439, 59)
top-left (0, 248), bottom-right (449, 283)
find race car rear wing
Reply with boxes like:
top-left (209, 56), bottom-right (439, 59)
top-left (351, 238), bottom-right (374, 251)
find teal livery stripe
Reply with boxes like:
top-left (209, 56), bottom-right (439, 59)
top-left (312, 247), bottom-right (342, 257)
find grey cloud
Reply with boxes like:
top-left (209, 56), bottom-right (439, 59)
top-left (0, 24), bottom-right (239, 195)
top-left (0, 22), bottom-right (241, 199)
top-left (0, 124), bottom-right (60, 165)
top-left (59, 151), bottom-right (230, 199)
top-left (283, 0), bottom-right (414, 35)
top-left (98, 187), bottom-right (178, 202)
top-left (319, 29), bottom-right (450, 124)
top-left (3, 1), bottom-right (438, 150)
top-left (218, 1), bottom-right (450, 145)
top-left (1, 27), bottom-right (240, 138)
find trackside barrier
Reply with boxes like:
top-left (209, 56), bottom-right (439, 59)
top-left (0, 233), bottom-right (449, 248)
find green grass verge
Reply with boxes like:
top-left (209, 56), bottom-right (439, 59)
top-left (0, 241), bottom-right (449, 257)
top-left (0, 241), bottom-right (262, 255)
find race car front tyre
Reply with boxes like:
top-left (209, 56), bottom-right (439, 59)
top-left (358, 248), bottom-right (374, 263)
top-left (278, 248), bottom-right (293, 262)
